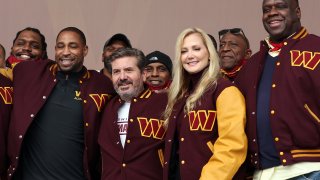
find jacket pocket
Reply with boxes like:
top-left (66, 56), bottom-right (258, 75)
top-left (158, 149), bottom-right (164, 167)
top-left (304, 104), bottom-right (320, 123)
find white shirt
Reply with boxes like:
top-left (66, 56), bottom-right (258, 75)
top-left (117, 102), bottom-right (131, 147)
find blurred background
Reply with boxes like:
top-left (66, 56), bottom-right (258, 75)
top-left (1, 0), bottom-right (319, 70)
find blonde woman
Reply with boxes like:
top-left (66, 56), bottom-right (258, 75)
top-left (163, 28), bottom-right (247, 180)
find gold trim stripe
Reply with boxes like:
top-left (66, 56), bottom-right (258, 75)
top-left (293, 27), bottom-right (306, 39)
top-left (140, 89), bottom-right (152, 98)
top-left (291, 149), bottom-right (320, 154)
top-left (293, 154), bottom-right (320, 158)
top-left (158, 149), bottom-right (164, 167)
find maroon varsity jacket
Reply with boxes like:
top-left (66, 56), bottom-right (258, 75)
top-left (98, 88), bottom-right (167, 180)
top-left (163, 78), bottom-right (247, 180)
top-left (0, 74), bottom-right (12, 178)
top-left (7, 59), bottom-right (115, 179)
top-left (235, 27), bottom-right (320, 169)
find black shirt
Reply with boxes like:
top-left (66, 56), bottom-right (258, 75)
top-left (14, 71), bottom-right (85, 180)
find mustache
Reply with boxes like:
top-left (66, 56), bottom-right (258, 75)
top-left (118, 79), bottom-right (132, 86)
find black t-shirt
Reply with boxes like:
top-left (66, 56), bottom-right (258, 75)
top-left (14, 71), bottom-right (85, 180)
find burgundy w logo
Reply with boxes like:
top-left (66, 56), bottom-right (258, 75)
top-left (89, 94), bottom-right (111, 112)
top-left (137, 117), bottom-right (166, 139)
top-left (0, 87), bottom-right (13, 104)
top-left (291, 50), bottom-right (320, 70)
top-left (189, 110), bottom-right (216, 131)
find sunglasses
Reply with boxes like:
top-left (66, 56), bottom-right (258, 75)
top-left (218, 28), bottom-right (247, 40)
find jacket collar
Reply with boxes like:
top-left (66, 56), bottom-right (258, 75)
top-left (49, 64), bottom-right (91, 80)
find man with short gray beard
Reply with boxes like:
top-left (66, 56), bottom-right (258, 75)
top-left (98, 48), bottom-right (167, 180)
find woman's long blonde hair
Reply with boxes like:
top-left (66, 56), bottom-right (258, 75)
top-left (163, 28), bottom-right (220, 127)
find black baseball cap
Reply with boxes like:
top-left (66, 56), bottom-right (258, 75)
top-left (103, 33), bottom-right (132, 49)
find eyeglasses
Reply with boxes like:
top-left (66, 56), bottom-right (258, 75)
top-left (218, 28), bottom-right (247, 40)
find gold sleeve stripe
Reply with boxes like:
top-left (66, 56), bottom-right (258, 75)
top-left (293, 154), bottom-right (320, 158)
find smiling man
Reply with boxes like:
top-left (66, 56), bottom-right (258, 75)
top-left (7, 27), bottom-right (115, 180)
top-left (218, 28), bottom-right (251, 82)
top-left (144, 51), bottom-right (172, 91)
top-left (0, 27), bottom-right (48, 80)
top-left (8, 27), bottom-right (47, 67)
top-left (99, 48), bottom-right (167, 180)
top-left (235, 0), bottom-right (320, 179)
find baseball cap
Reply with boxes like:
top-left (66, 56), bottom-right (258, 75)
top-left (103, 33), bottom-right (132, 49)
top-left (145, 51), bottom-right (172, 75)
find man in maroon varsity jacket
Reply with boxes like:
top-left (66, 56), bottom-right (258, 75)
top-left (7, 27), bottom-right (115, 180)
top-left (235, 0), bottom-right (320, 179)
top-left (0, 74), bottom-right (12, 179)
top-left (98, 48), bottom-right (167, 180)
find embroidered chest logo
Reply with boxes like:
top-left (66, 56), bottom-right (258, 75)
top-left (137, 117), bottom-right (166, 139)
top-left (188, 110), bottom-right (216, 131)
top-left (89, 94), bottom-right (112, 112)
top-left (290, 50), bottom-right (320, 70)
top-left (74, 91), bottom-right (82, 101)
top-left (0, 87), bottom-right (13, 104)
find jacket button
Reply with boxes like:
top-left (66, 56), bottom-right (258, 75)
top-left (122, 163), bottom-right (126, 167)
top-left (254, 161), bottom-right (258, 164)
top-left (16, 156), bottom-right (19, 159)
top-left (252, 139), bottom-right (256, 142)
top-left (19, 135), bottom-right (23, 139)
top-left (181, 160), bottom-right (185, 165)
top-left (180, 138), bottom-right (185, 142)
top-left (127, 140), bottom-right (131, 143)
top-left (54, 79), bottom-right (57, 82)
top-left (9, 174), bottom-right (12, 176)
top-left (168, 139), bottom-right (172, 142)
top-left (130, 119), bottom-right (133, 122)
top-left (270, 110), bottom-right (275, 115)
top-left (272, 84), bottom-right (276, 88)
top-left (85, 123), bottom-right (89, 127)
top-left (133, 99), bottom-right (137, 102)
top-left (280, 152), bottom-right (284, 156)
top-left (282, 159), bottom-right (287, 163)
top-left (30, 114), bottom-right (35, 118)
top-left (276, 62), bottom-right (281, 66)
top-left (42, 96), bottom-right (46, 99)
top-left (275, 137), bottom-right (279, 142)
top-left (251, 112), bottom-right (255, 115)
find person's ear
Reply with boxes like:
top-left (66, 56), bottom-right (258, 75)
top-left (244, 49), bottom-right (252, 59)
top-left (83, 45), bottom-right (88, 57)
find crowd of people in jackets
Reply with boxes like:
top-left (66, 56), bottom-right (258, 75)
top-left (0, 0), bottom-right (320, 179)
